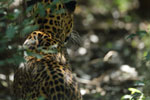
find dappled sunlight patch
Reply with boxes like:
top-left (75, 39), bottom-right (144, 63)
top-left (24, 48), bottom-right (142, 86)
top-left (78, 47), bottom-right (87, 55)
top-left (90, 34), bottom-right (99, 43)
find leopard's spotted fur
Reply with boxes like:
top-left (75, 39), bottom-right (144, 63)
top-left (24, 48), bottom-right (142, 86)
top-left (13, 0), bottom-right (82, 100)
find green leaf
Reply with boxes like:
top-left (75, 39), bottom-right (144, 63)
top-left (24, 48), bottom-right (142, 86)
top-left (121, 95), bottom-right (132, 100)
top-left (37, 3), bottom-right (46, 17)
top-left (127, 30), bottom-right (148, 39)
top-left (126, 33), bottom-right (137, 39)
top-left (45, 3), bottom-right (57, 14)
top-left (134, 81), bottom-right (145, 87)
top-left (7, 0), bottom-right (14, 6)
top-left (6, 13), bottom-right (15, 20)
top-left (22, 19), bottom-right (34, 26)
top-left (5, 24), bottom-right (16, 39)
top-left (26, 5), bottom-right (34, 13)
top-left (131, 92), bottom-right (142, 100)
top-left (41, 49), bottom-right (58, 54)
top-left (22, 25), bottom-right (38, 35)
top-left (55, 8), bottom-right (65, 14)
top-left (145, 52), bottom-right (150, 61)
top-left (38, 96), bottom-right (45, 100)
top-left (136, 30), bottom-right (147, 38)
top-left (13, 9), bottom-right (21, 19)
top-left (13, 55), bottom-right (25, 64)
top-left (37, 45), bottom-right (58, 54)
top-left (128, 88), bottom-right (141, 94)
top-left (121, 88), bottom-right (145, 100)
top-left (4, 10), bottom-right (20, 20)
top-left (24, 51), bottom-right (43, 59)
top-left (52, 0), bottom-right (60, 4)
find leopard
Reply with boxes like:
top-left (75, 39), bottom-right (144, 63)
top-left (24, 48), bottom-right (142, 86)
top-left (27, 0), bottom-right (77, 42)
top-left (13, 0), bottom-right (82, 100)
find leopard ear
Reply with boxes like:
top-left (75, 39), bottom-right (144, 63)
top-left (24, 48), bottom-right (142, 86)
top-left (64, 0), bottom-right (77, 13)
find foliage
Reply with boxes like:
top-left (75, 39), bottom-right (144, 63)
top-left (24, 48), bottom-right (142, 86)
top-left (121, 88), bottom-right (145, 100)
top-left (122, 25), bottom-right (150, 100)
top-left (1, 0), bottom-right (150, 100)
top-left (127, 31), bottom-right (148, 39)
top-left (0, 0), bottom-right (63, 67)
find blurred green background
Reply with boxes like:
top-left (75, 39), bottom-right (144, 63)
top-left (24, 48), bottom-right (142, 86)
top-left (1, 0), bottom-right (150, 100)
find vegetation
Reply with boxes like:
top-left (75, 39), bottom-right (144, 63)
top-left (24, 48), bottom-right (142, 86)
top-left (0, 0), bottom-right (150, 100)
